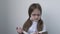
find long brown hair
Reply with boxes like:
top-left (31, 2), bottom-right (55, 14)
top-left (23, 3), bottom-right (43, 32)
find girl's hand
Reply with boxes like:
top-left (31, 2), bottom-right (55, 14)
top-left (38, 33), bottom-right (42, 34)
top-left (16, 27), bottom-right (23, 34)
top-left (33, 31), bottom-right (42, 34)
top-left (33, 31), bottom-right (38, 34)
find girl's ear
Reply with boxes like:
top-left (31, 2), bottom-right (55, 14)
top-left (30, 17), bottom-right (33, 21)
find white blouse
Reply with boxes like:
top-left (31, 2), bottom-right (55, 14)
top-left (23, 21), bottom-right (46, 34)
top-left (28, 21), bottom-right (38, 34)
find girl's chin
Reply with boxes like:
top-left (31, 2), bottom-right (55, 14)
top-left (33, 20), bottom-right (38, 22)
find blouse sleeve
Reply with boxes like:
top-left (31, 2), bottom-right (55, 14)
top-left (38, 23), bottom-right (47, 33)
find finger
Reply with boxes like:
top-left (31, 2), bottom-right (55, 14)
top-left (16, 27), bottom-right (18, 30)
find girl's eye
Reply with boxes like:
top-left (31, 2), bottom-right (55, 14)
top-left (37, 14), bottom-right (40, 16)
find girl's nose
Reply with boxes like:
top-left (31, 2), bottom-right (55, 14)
top-left (35, 16), bottom-right (38, 19)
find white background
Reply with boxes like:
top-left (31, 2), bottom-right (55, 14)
top-left (0, 0), bottom-right (60, 34)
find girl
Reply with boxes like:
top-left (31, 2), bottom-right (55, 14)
top-left (16, 3), bottom-right (48, 34)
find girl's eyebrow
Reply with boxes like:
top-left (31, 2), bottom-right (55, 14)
top-left (31, 14), bottom-right (39, 15)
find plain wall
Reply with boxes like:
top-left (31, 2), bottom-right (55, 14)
top-left (0, 0), bottom-right (60, 34)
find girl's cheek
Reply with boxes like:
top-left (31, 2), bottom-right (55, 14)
top-left (31, 16), bottom-right (35, 20)
top-left (38, 16), bottom-right (41, 20)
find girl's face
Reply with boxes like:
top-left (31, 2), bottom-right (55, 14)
top-left (30, 9), bottom-right (41, 22)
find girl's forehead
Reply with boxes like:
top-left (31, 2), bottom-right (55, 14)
top-left (32, 9), bottom-right (40, 14)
